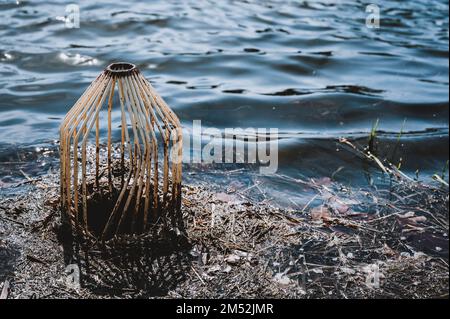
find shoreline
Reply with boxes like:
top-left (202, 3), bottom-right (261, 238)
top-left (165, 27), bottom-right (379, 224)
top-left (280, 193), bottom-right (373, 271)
top-left (0, 166), bottom-right (448, 299)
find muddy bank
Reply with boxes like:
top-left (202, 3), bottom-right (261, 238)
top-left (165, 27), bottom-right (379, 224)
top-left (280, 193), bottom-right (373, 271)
top-left (0, 168), bottom-right (448, 299)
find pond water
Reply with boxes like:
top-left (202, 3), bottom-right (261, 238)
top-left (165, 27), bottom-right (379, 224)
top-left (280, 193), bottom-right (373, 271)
top-left (0, 0), bottom-right (448, 205)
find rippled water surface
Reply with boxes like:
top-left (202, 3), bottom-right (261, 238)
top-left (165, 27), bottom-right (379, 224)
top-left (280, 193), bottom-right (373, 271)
top-left (0, 0), bottom-right (448, 204)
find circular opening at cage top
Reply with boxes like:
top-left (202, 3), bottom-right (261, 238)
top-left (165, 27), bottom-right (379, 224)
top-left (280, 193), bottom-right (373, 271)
top-left (106, 62), bottom-right (137, 76)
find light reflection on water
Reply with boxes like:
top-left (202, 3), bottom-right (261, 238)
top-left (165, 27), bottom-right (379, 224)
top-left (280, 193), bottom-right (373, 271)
top-left (0, 0), bottom-right (448, 204)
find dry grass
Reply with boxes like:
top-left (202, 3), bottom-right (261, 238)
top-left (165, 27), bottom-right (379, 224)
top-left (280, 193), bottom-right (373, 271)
top-left (0, 139), bottom-right (448, 299)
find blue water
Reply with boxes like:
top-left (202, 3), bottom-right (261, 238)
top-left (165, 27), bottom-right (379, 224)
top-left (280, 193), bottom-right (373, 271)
top-left (0, 0), bottom-right (448, 204)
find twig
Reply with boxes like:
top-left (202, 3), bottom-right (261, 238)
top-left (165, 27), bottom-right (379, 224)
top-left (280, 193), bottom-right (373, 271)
top-left (20, 169), bottom-right (32, 182)
top-left (191, 266), bottom-right (206, 285)
top-left (301, 194), bottom-right (318, 213)
top-left (0, 215), bottom-right (26, 227)
top-left (26, 254), bottom-right (48, 265)
top-left (432, 174), bottom-right (449, 187)
top-left (0, 280), bottom-right (9, 299)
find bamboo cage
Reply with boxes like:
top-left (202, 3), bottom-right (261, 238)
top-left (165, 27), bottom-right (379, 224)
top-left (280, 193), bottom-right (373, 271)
top-left (59, 62), bottom-right (183, 241)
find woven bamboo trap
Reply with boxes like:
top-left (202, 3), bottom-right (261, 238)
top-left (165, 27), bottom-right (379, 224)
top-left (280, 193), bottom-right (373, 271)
top-left (60, 62), bottom-right (183, 241)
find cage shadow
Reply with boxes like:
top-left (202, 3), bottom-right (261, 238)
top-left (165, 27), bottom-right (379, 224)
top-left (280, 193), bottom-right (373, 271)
top-left (59, 223), bottom-right (192, 297)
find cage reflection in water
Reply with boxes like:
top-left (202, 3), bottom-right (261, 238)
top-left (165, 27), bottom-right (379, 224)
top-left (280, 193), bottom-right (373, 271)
top-left (59, 62), bottom-right (183, 241)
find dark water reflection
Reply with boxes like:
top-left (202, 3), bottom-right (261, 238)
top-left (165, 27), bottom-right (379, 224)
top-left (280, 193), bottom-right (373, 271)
top-left (0, 0), bottom-right (448, 204)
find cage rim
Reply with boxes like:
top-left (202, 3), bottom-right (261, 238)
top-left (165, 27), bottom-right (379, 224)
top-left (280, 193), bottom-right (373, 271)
top-left (105, 62), bottom-right (137, 76)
